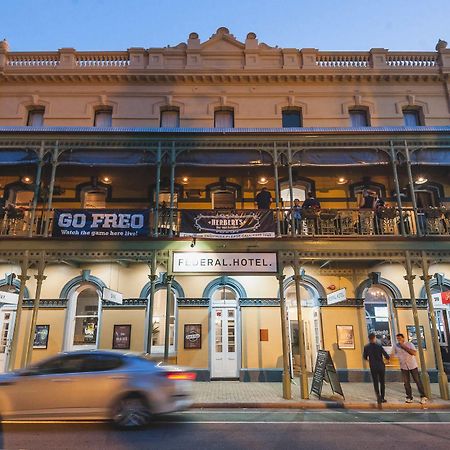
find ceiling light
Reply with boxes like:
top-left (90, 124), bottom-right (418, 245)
top-left (181, 176), bottom-right (189, 184)
top-left (337, 177), bottom-right (348, 185)
top-left (415, 176), bottom-right (427, 185)
top-left (21, 176), bottom-right (33, 185)
top-left (101, 176), bottom-right (112, 184)
top-left (257, 176), bottom-right (268, 185)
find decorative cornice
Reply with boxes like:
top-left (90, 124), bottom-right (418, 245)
top-left (23, 298), bottom-right (68, 308)
top-left (319, 298), bottom-right (364, 307)
top-left (393, 298), bottom-right (428, 308)
top-left (103, 298), bottom-right (147, 308)
top-left (239, 298), bottom-right (280, 306)
top-left (177, 297), bottom-right (210, 306)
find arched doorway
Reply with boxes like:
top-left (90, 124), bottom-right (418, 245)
top-left (64, 284), bottom-right (102, 351)
top-left (285, 281), bottom-right (322, 372)
top-left (210, 285), bottom-right (240, 378)
top-left (150, 287), bottom-right (176, 356)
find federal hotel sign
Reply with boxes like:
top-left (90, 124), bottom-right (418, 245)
top-left (173, 252), bottom-right (278, 274)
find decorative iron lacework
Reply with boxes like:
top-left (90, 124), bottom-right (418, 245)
top-left (393, 298), bottom-right (428, 308)
top-left (22, 299), bottom-right (68, 307)
top-left (177, 298), bottom-right (210, 306)
top-left (239, 298), bottom-right (280, 306)
top-left (319, 298), bottom-right (364, 307)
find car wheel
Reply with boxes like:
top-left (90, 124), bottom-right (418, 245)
top-left (112, 394), bottom-right (151, 428)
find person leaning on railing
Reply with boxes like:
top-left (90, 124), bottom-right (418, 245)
top-left (301, 192), bottom-right (321, 234)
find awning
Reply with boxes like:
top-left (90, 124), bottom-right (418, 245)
top-left (0, 149), bottom-right (39, 165)
top-left (57, 149), bottom-right (156, 166)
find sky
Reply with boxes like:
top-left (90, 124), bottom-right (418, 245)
top-left (2, 0), bottom-right (450, 52)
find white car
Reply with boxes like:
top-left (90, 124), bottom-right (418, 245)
top-left (0, 350), bottom-right (195, 427)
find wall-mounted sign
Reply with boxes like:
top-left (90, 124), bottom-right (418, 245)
top-left (336, 325), bottom-right (355, 349)
top-left (52, 209), bottom-right (150, 238)
top-left (184, 324), bottom-right (202, 349)
top-left (180, 209), bottom-right (275, 238)
top-left (173, 252), bottom-right (278, 273)
top-left (0, 291), bottom-right (19, 305)
top-left (327, 288), bottom-right (347, 305)
top-left (33, 325), bottom-right (50, 349)
top-left (102, 287), bottom-right (123, 304)
top-left (432, 291), bottom-right (450, 306)
top-left (112, 324), bottom-right (131, 350)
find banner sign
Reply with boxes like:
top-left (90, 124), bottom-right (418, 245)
top-left (327, 288), bottom-right (347, 305)
top-left (0, 291), bottom-right (19, 305)
top-left (52, 209), bottom-right (149, 238)
top-left (432, 291), bottom-right (450, 306)
top-left (173, 252), bottom-right (278, 273)
top-left (102, 287), bottom-right (123, 305)
top-left (179, 209), bottom-right (275, 239)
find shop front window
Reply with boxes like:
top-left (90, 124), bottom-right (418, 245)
top-left (151, 288), bottom-right (175, 353)
top-left (72, 287), bottom-right (100, 346)
top-left (364, 285), bottom-right (395, 347)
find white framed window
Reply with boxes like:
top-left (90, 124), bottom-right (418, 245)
top-left (214, 109), bottom-right (234, 128)
top-left (160, 109), bottom-right (180, 128)
top-left (349, 109), bottom-right (370, 127)
top-left (94, 109), bottom-right (113, 127)
top-left (27, 108), bottom-right (45, 127)
top-left (150, 288), bottom-right (176, 355)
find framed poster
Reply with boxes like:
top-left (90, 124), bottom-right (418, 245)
top-left (112, 324), bottom-right (132, 350)
top-left (336, 325), bottom-right (355, 349)
top-left (184, 324), bottom-right (202, 349)
top-left (33, 325), bottom-right (50, 349)
top-left (406, 325), bottom-right (426, 349)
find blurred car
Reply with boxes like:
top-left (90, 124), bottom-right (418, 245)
top-left (0, 350), bottom-right (195, 427)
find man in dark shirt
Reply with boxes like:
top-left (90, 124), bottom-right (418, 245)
top-left (363, 332), bottom-right (390, 403)
top-left (255, 187), bottom-right (272, 209)
top-left (302, 191), bottom-right (321, 210)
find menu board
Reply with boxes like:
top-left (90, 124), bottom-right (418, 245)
top-left (310, 350), bottom-right (344, 399)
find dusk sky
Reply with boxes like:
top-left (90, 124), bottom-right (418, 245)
top-left (3, 0), bottom-right (450, 52)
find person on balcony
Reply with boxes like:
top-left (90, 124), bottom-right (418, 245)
top-left (301, 192), bottom-right (320, 234)
top-left (255, 187), bottom-right (272, 210)
top-left (359, 189), bottom-right (377, 210)
top-left (286, 198), bottom-right (302, 235)
top-left (302, 191), bottom-right (321, 211)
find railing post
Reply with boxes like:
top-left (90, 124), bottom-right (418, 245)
top-left (420, 251), bottom-right (449, 400)
top-left (404, 141), bottom-right (422, 236)
top-left (164, 275), bottom-right (174, 362)
top-left (28, 141), bottom-right (45, 237)
top-left (153, 142), bottom-right (162, 237)
top-left (7, 251), bottom-right (30, 371)
top-left (390, 141), bottom-right (406, 236)
top-left (168, 142), bottom-right (176, 238)
top-left (277, 268), bottom-right (291, 399)
top-left (144, 252), bottom-right (158, 354)
top-left (24, 251), bottom-right (47, 367)
top-left (43, 144), bottom-right (59, 237)
top-left (273, 142), bottom-right (282, 237)
top-left (404, 251), bottom-right (431, 397)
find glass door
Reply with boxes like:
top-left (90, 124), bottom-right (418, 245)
top-left (0, 309), bottom-right (16, 372)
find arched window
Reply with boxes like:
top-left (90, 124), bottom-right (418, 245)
top-left (27, 107), bottom-right (45, 127)
top-left (214, 108), bottom-right (234, 128)
top-left (282, 108), bottom-right (302, 128)
top-left (211, 286), bottom-right (238, 307)
top-left (150, 287), bottom-right (176, 354)
top-left (160, 107), bottom-right (180, 128)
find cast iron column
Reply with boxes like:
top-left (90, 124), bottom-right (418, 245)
top-left (287, 143), bottom-right (295, 237)
top-left (404, 141), bottom-right (422, 236)
top-left (168, 142), bottom-right (176, 238)
top-left (273, 142), bottom-right (281, 237)
top-left (144, 252), bottom-right (158, 354)
top-left (28, 142), bottom-right (45, 237)
top-left (164, 275), bottom-right (174, 362)
top-left (153, 142), bottom-right (162, 237)
top-left (389, 141), bottom-right (406, 236)
top-left (43, 144), bottom-right (59, 237)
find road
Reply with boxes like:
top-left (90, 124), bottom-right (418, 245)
top-left (1, 409), bottom-right (449, 450)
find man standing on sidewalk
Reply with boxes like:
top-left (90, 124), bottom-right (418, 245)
top-left (391, 333), bottom-right (428, 404)
top-left (363, 332), bottom-right (390, 403)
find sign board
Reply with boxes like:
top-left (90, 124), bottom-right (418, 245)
top-left (173, 252), bottom-right (278, 274)
top-left (0, 291), bottom-right (19, 305)
top-left (432, 293), bottom-right (443, 306)
top-left (52, 209), bottom-right (150, 238)
top-left (431, 292), bottom-right (450, 307)
top-left (327, 288), bottom-right (347, 305)
top-left (310, 350), bottom-right (345, 399)
top-left (180, 209), bottom-right (275, 238)
top-left (102, 287), bottom-right (123, 304)
top-left (112, 324), bottom-right (131, 350)
top-left (184, 324), bottom-right (202, 349)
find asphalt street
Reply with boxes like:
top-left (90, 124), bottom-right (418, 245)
top-left (1, 409), bottom-right (449, 450)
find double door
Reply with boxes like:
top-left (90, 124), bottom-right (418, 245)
top-left (211, 307), bottom-right (238, 378)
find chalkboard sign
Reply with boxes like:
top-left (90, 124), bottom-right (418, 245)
top-left (310, 350), bottom-right (345, 399)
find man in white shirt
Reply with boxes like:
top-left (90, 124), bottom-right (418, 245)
top-left (391, 333), bottom-right (428, 404)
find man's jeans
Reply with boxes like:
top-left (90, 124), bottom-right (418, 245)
top-left (401, 368), bottom-right (426, 399)
top-left (370, 367), bottom-right (385, 400)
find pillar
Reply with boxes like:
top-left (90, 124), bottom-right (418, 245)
top-left (144, 253), bottom-right (158, 354)
top-left (389, 141), bottom-right (406, 236)
top-left (44, 145), bottom-right (59, 237)
top-left (164, 275), bottom-right (174, 362)
top-left (28, 142), bottom-right (45, 237)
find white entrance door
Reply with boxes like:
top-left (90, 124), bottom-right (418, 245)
top-left (211, 307), bottom-right (238, 378)
top-left (0, 309), bottom-right (16, 372)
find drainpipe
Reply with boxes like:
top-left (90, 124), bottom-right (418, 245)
top-left (7, 251), bottom-right (30, 371)
top-left (293, 251), bottom-right (309, 399)
top-left (287, 143), bottom-right (295, 237)
top-left (153, 142), bottom-right (162, 237)
top-left (389, 141), bottom-right (406, 236)
top-left (168, 142), bottom-right (176, 238)
top-left (420, 251), bottom-right (449, 400)
top-left (164, 275), bottom-right (174, 362)
top-left (24, 251), bottom-right (46, 366)
top-left (28, 142), bottom-right (45, 237)
top-left (144, 253), bottom-right (158, 354)
top-left (277, 267), bottom-right (292, 399)
top-left (404, 141), bottom-right (422, 236)
top-left (43, 144), bottom-right (59, 237)
top-left (404, 251), bottom-right (431, 397)
top-left (273, 142), bottom-right (281, 237)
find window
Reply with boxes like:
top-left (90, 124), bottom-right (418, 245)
top-left (349, 109), bottom-right (370, 127)
top-left (82, 188), bottom-right (107, 208)
top-left (212, 190), bottom-right (236, 209)
top-left (214, 109), bottom-right (234, 128)
top-left (282, 109), bottom-right (302, 128)
top-left (160, 108), bottom-right (180, 128)
top-left (27, 108), bottom-right (45, 127)
top-left (72, 288), bottom-right (100, 346)
top-left (94, 109), bottom-right (112, 127)
top-left (150, 288), bottom-right (176, 354)
top-left (403, 108), bottom-right (423, 127)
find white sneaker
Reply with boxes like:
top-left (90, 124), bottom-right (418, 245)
top-left (405, 398), bottom-right (413, 403)
top-left (420, 397), bottom-right (428, 404)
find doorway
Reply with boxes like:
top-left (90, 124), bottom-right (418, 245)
top-left (210, 286), bottom-right (240, 378)
top-left (0, 308), bottom-right (16, 372)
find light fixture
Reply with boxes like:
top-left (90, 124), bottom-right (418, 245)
top-left (415, 176), bottom-right (427, 185)
top-left (337, 177), bottom-right (348, 185)
top-left (21, 176), bottom-right (33, 185)
top-left (257, 176), bottom-right (268, 185)
top-left (181, 176), bottom-right (189, 184)
top-left (190, 237), bottom-right (196, 248)
top-left (101, 176), bottom-right (112, 184)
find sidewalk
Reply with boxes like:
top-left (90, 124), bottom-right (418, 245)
top-left (192, 381), bottom-right (450, 409)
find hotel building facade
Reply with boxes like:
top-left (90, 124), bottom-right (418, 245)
top-left (0, 28), bottom-right (449, 398)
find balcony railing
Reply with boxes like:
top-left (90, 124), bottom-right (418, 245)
top-left (1, 206), bottom-right (449, 239)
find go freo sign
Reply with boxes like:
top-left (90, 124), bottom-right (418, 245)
top-left (52, 209), bottom-right (149, 238)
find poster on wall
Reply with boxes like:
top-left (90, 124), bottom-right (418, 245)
top-left (112, 324), bottom-right (132, 350)
top-left (406, 325), bottom-right (426, 349)
top-left (52, 209), bottom-right (150, 238)
top-left (184, 324), bottom-right (202, 349)
top-left (180, 209), bottom-right (275, 238)
top-left (336, 325), bottom-right (355, 349)
top-left (33, 325), bottom-right (50, 349)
